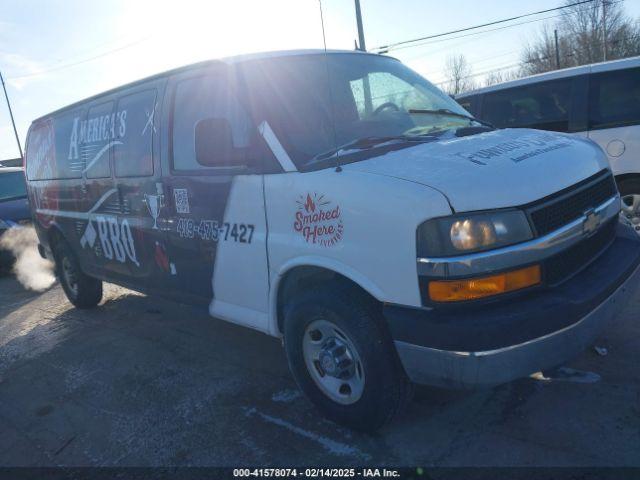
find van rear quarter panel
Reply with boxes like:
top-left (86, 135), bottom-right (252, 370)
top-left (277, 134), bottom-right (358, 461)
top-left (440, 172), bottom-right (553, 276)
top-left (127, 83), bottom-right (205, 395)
top-left (264, 168), bottom-right (452, 322)
top-left (25, 78), bottom-right (168, 282)
top-left (25, 115), bottom-right (86, 252)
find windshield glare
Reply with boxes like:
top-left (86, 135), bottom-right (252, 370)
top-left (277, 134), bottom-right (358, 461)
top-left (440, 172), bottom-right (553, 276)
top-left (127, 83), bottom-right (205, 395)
top-left (239, 53), bottom-right (473, 169)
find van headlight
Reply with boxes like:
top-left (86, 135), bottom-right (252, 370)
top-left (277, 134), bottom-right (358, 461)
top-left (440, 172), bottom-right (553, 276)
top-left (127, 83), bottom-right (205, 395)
top-left (417, 210), bottom-right (533, 257)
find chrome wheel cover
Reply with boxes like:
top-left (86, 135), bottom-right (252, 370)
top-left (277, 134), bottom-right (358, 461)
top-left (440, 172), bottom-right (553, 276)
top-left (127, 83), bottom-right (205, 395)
top-left (302, 319), bottom-right (365, 405)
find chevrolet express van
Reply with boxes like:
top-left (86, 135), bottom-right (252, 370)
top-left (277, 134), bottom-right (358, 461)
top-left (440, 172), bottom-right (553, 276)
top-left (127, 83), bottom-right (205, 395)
top-left (25, 50), bottom-right (640, 431)
top-left (456, 56), bottom-right (640, 233)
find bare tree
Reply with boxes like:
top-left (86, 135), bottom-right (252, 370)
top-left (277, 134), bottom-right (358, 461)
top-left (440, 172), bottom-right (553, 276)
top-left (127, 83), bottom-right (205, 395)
top-left (484, 69), bottom-right (521, 87)
top-left (521, 0), bottom-right (640, 76)
top-left (444, 54), bottom-right (476, 95)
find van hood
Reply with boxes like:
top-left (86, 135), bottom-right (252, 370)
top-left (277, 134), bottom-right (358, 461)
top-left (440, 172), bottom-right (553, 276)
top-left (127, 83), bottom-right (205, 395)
top-left (344, 129), bottom-right (610, 212)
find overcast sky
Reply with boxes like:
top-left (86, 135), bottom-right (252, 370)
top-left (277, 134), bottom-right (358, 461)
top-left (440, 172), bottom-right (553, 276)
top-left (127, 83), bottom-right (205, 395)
top-left (1, 0), bottom-right (639, 159)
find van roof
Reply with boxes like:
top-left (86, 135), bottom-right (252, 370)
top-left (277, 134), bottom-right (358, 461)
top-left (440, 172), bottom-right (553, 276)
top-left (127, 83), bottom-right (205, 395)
top-left (457, 55), bottom-right (640, 99)
top-left (32, 49), bottom-right (389, 124)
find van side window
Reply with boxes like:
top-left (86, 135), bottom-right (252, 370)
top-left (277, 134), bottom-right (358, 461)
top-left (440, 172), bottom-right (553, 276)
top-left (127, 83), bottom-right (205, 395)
top-left (172, 75), bottom-right (252, 171)
top-left (482, 79), bottom-right (571, 132)
top-left (457, 99), bottom-right (471, 110)
top-left (114, 90), bottom-right (156, 177)
top-left (85, 102), bottom-right (114, 179)
top-left (589, 67), bottom-right (640, 130)
top-left (48, 110), bottom-right (85, 179)
top-left (457, 96), bottom-right (476, 116)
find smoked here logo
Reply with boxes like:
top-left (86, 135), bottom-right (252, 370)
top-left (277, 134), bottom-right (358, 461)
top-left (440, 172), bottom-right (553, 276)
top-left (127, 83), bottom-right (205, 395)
top-left (294, 193), bottom-right (343, 246)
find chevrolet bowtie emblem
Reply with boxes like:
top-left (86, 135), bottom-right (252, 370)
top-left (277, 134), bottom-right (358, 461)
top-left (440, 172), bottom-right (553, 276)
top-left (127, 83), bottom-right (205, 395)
top-left (583, 209), bottom-right (601, 236)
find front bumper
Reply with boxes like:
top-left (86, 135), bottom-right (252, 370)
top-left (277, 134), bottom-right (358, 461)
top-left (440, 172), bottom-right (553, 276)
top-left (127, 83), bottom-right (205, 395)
top-left (388, 222), bottom-right (640, 388)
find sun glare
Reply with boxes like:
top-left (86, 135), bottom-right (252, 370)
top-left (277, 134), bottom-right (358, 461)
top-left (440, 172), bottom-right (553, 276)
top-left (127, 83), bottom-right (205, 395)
top-left (117, 0), bottom-right (325, 73)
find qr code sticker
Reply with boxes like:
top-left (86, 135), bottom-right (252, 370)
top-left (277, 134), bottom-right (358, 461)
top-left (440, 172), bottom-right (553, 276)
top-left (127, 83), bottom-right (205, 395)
top-left (174, 188), bottom-right (190, 214)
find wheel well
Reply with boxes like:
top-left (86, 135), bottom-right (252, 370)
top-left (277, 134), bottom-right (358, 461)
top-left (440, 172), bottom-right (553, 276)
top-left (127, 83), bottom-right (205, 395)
top-left (615, 173), bottom-right (640, 188)
top-left (46, 226), bottom-right (73, 263)
top-left (276, 266), bottom-right (380, 335)
top-left (47, 226), bottom-right (65, 252)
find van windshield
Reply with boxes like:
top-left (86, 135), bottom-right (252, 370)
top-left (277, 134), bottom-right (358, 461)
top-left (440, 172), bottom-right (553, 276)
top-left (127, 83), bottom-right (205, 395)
top-left (239, 53), bottom-right (479, 170)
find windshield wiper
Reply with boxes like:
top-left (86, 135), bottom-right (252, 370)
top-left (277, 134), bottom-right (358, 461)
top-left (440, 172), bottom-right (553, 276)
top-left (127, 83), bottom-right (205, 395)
top-left (310, 135), bottom-right (427, 163)
top-left (408, 108), bottom-right (494, 129)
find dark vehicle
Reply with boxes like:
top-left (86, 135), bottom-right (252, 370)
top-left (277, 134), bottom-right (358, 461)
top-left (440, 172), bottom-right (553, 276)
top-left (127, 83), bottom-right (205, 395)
top-left (0, 157), bottom-right (23, 167)
top-left (0, 167), bottom-right (30, 266)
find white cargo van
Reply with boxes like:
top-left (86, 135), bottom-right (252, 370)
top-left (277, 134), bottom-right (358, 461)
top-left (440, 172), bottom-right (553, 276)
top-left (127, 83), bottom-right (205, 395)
top-left (25, 50), bottom-right (640, 431)
top-left (457, 56), bottom-right (640, 232)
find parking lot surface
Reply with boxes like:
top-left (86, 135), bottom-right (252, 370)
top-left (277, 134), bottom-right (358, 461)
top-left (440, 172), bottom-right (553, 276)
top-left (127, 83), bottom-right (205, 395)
top-left (1, 273), bottom-right (639, 467)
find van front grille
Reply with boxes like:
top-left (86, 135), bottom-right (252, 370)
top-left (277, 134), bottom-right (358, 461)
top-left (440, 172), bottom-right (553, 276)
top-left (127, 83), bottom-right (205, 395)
top-left (528, 171), bottom-right (617, 237)
top-left (543, 219), bottom-right (617, 286)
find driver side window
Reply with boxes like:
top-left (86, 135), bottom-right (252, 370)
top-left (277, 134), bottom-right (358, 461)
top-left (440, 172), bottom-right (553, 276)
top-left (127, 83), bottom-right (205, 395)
top-left (172, 74), bottom-right (252, 171)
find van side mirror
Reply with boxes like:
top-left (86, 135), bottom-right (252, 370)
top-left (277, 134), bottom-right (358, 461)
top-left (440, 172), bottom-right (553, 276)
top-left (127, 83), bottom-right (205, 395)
top-left (194, 118), bottom-right (235, 167)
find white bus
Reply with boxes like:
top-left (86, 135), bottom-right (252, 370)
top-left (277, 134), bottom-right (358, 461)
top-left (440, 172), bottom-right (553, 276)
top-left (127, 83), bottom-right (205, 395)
top-left (457, 56), bottom-right (640, 232)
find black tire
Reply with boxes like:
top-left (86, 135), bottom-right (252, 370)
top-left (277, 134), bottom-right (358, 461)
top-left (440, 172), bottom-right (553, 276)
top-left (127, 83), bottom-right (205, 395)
top-left (53, 238), bottom-right (103, 308)
top-left (283, 282), bottom-right (411, 432)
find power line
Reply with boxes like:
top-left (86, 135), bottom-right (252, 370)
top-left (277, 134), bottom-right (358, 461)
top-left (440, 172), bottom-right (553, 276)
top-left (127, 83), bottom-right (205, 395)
top-left (398, 1), bottom-right (618, 57)
top-left (390, 0), bottom-right (624, 65)
top-left (2, 0), bottom-right (628, 83)
top-left (434, 32), bottom-right (640, 87)
top-left (415, 50), bottom-right (518, 79)
top-left (433, 62), bottom-right (522, 86)
top-left (6, 35), bottom-right (152, 81)
top-left (374, 0), bottom-right (597, 52)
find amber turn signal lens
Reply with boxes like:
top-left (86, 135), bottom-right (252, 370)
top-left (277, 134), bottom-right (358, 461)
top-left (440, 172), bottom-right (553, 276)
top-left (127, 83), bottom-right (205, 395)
top-left (428, 265), bottom-right (541, 303)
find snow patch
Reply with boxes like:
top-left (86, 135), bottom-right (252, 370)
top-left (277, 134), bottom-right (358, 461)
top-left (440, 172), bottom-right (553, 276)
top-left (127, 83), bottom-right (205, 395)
top-left (271, 389), bottom-right (301, 403)
top-left (244, 407), bottom-right (369, 460)
top-left (531, 367), bottom-right (601, 384)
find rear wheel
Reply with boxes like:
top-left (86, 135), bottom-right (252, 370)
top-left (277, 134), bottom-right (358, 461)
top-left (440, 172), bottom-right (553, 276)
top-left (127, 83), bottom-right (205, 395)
top-left (283, 283), bottom-right (411, 432)
top-left (618, 178), bottom-right (640, 235)
top-left (53, 239), bottom-right (102, 308)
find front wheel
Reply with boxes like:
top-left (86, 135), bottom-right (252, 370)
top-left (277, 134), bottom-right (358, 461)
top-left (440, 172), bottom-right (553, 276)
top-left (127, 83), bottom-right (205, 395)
top-left (53, 239), bottom-right (103, 308)
top-left (283, 283), bottom-right (410, 432)
top-left (618, 178), bottom-right (640, 235)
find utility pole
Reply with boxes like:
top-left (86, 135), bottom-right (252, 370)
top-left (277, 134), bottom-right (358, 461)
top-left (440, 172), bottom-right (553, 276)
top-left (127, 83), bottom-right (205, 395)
top-left (0, 70), bottom-right (23, 161)
top-left (354, 0), bottom-right (366, 51)
top-left (554, 29), bottom-right (561, 69)
top-left (602, 0), bottom-right (607, 61)
top-left (353, 0), bottom-right (372, 115)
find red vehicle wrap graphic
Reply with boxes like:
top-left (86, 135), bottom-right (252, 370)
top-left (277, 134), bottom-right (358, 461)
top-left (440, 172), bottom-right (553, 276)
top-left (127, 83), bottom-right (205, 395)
top-left (26, 119), bottom-right (59, 229)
